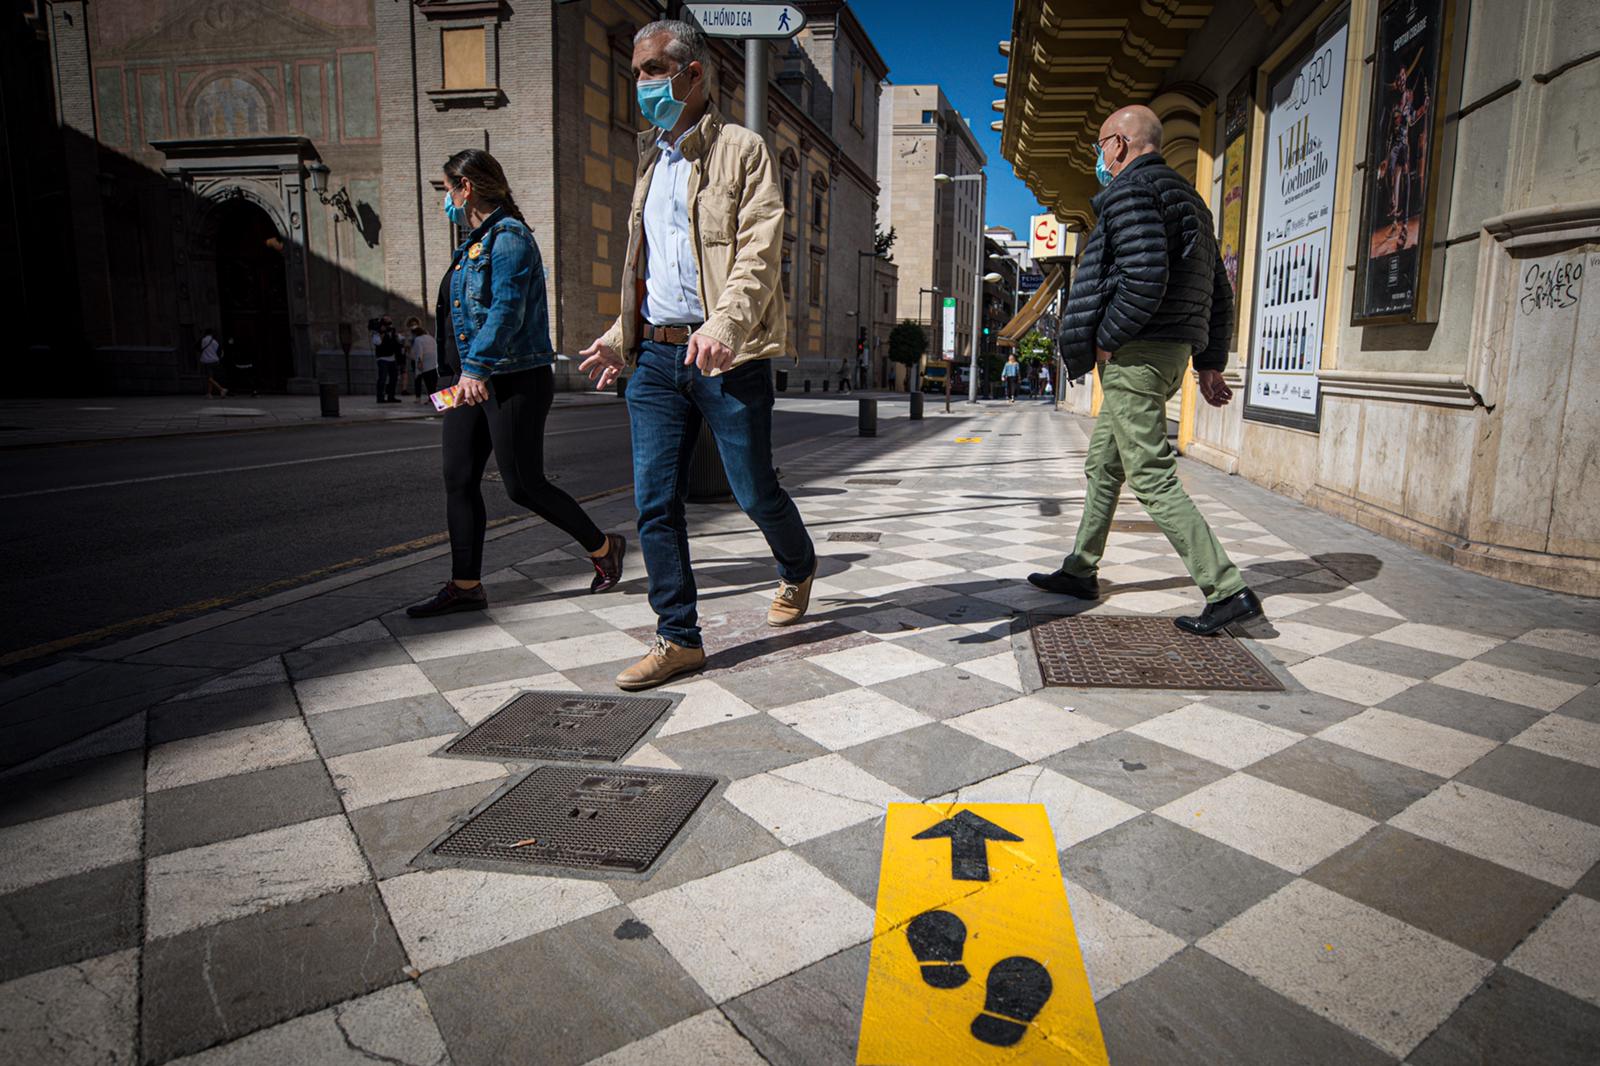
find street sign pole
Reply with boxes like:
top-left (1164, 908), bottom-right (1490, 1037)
top-left (745, 38), bottom-right (767, 138)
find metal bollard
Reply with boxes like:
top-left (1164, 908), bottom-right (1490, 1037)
top-left (822, 379), bottom-right (829, 392)
top-left (319, 382), bottom-right (340, 418)
top-left (909, 391), bottom-right (923, 420)
top-left (858, 397), bottom-right (877, 437)
top-left (616, 375), bottom-right (627, 398)
top-left (804, 379), bottom-right (811, 393)
top-left (776, 368), bottom-right (789, 391)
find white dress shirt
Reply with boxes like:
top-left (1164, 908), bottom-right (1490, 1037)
top-left (641, 130), bottom-right (706, 326)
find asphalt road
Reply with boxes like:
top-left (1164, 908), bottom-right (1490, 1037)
top-left (0, 394), bottom-right (855, 662)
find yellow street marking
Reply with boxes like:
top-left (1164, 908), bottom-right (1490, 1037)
top-left (857, 803), bottom-right (1107, 1066)
top-left (954, 437), bottom-right (983, 443)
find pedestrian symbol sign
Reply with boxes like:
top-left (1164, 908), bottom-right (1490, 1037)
top-left (684, 3), bottom-right (807, 39)
top-left (857, 803), bottom-right (1108, 1065)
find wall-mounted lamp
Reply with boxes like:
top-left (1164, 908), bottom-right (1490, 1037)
top-left (306, 161), bottom-right (358, 225)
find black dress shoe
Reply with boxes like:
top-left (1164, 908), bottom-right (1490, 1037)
top-left (590, 533), bottom-right (627, 593)
top-left (1174, 588), bottom-right (1263, 636)
top-left (1027, 569), bottom-right (1101, 599)
top-left (406, 582), bottom-right (488, 618)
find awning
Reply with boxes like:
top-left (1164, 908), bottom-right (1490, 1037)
top-left (997, 263), bottom-right (1067, 346)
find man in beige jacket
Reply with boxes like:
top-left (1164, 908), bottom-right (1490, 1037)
top-left (580, 19), bottom-right (816, 691)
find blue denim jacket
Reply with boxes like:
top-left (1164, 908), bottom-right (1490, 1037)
top-left (448, 208), bottom-right (554, 379)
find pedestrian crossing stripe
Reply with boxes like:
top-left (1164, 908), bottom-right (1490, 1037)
top-left (857, 803), bottom-right (1108, 1065)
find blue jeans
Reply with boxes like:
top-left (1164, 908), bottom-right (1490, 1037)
top-left (626, 341), bottom-right (815, 648)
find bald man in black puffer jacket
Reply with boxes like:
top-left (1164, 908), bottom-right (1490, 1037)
top-left (1031, 105), bottom-right (1262, 636)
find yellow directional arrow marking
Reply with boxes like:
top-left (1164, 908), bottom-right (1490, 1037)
top-left (857, 803), bottom-right (1107, 1066)
top-left (954, 437), bottom-right (983, 443)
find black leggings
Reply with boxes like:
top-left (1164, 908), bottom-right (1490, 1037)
top-left (442, 366), bottom-right (605, 580)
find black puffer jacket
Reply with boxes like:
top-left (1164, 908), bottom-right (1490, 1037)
top-left (1058, 153), bottom-right (1232, 376)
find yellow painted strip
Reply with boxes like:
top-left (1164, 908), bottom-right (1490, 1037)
top-left (954, 437), bottom-right (983, 443)
top-left (857, 803), bottom-right (1108, 1066)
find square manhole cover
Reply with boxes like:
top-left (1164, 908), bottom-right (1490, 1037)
top-left (443, 690), bottom-right (672, 762)
top-left (424, 765), bottom-right (716, 876)
top-left (1028, 614), bottom-right (1281, 691)
top-left (1110, 519), bottom-right (1162, 533)
top-left (829, 531), bottom-right (882, 542)
top-left (847, 477), bottom-right (901, 486)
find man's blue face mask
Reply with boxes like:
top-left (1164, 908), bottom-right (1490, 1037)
top-left (637, 66), bottom-right (691, 131)
top-left (1094, 144), bottom-right (1114, 187)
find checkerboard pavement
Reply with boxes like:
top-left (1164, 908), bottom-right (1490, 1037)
top-left (4, 402), bottom-right (1600, 1064)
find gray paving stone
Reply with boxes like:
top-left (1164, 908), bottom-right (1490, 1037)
top-left (1043, 733), bottom-right (1232, 810)
top-left (844, 718), bottom-right (1022, 795)
top-left (1575, 860), bottom-right (1600, 901)
top-left (1202, 689), bottom-right (1366, 735)
top-left (1098, 948), bottom-right (1395, 1066)
top-left (1475, 642), bottom-right (1600, 688)
top-left (557, 656), bottom-right (655, 693)
top-left (869, 665), bottom-right (1021, 720)
top-left (880, 626), bottom-right (1011, 665)
top-left (141, 884), bottom-right (407, 1064)
top-left (1307, 825), bottom-right (1564, 960)
top-left (1287, 604), bottom-right (1409, 638)
top-left (723, 942), bottom-right (871, 1066)
top-left (1030, 687), bottom-right (1197, 729)
top-left (346, 778), bottom-right (502, 880)
top-left (608, 798), bottom-right (784, 905)
top-left (1557, 683), bottom-right (1600, 722)
top-left (283, 639), bottom-right (411, 681)
top-left (146, 683), bottom-right (300, 746)
top-left (145, 759), bottom-right (342, 857)
top-left (1063, 814), bottom-right (1294, 942)
top-left (651, 713), bottom-right (829, 780)
top-left (1376, 681), bottom-right (1546, 742)
top-left (416, 645), bottom-right (552, 691)
top-left (711, 659), bottom-right (856, 710)
top-left (127, 640), bottom-right (284, 670)
top-left (499, 610), bottom-right (619, 645)
top-left (4, 663), bottom-right (213, 771)
top-left (1321, 637), bottom-right (1464, 680)
top-left (1456, 744), bottom-right (1600, 826)
top-left (0, 749), bottom-right (144, 828)
top-left (1408, 967), bottom-right (1600, 1066)
top-left (421, 905), bottom-right (711, 1066)
top-left (0, 861), bottom-right (142, 983)
top-left (791, 818), bottom-right (887, 907)
top-left (1245, 737), bottom-right (1443, 821)
top-left (305, 693), bottom-right (465, 759)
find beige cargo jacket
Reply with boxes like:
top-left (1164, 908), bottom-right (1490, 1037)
top-left (599, 105), bottom-right (789, 369)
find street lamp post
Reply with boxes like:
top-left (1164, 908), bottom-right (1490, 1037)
top-left (856, 249), bottom-right (880, 390)
top-left (935, 171), bottom-right (1003, 402)
top-left (916, 285), bottom-right (940, 393)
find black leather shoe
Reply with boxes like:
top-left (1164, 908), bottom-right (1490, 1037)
top-left (1174, 588), bottom-right (1263, 636)
top-left (590, 533), bottom-right (627, 593)
top-left (406, 582), bottom-right (488, 618)
top-left (1027, 569), bottom-right (1101, 599)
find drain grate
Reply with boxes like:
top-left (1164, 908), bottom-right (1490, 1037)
top-left (1110, 519), bottom-right (1162, 533)
top-left (828, 531), bottom-right (882, 543)
top-left (1028, 614), bottom-right (1281, 691)
top-left (847, 477), bottom-right (901, 486)
top-left (443, 691), bottom-right (672, 763)
top-left (426, 765), bottom-right (716, 875)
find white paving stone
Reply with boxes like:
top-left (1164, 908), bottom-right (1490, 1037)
top-left (1199, 880), bottom-right (1493, 1057)
top-left (950, 766), bottom-right (1141, 849)
top-left (1127, 703), bottom-right (1301, 770)
top-left (397, 623), bottom-right (520, 662)
top-left (1506, 894), bottom-right (1600, 1009)
top-left (1324, 591), bottom-right (1403, 619)
top-left (771, 689), bottom-right (932, 750)
top-left (146, 718), bottom-right (317, 792)
top-left (946, 697), bottom-right (1114, 762)
top-left (526, 630), bottom-right (651, 671)
top-left (303, 620), bottom-right (392, 649)
top-left (1154, 773), bottom-right (1375, 874)
top-left (0, 797), bottom-right (142, 895)
top-left (630, 851), bottom-right (875, 1002)
top-left (1514, 627), bottom-right (1600, 660)
top-left (1317, 708), bottom-right (1498, 778)
top-left (1288, 656), bottom-right (1417, 706)
top-left (0, 949), bottom-right (138, 1066)
top-left (585, 1010), bottom-right (766, 1065)
top-left (653, 679), bottom-right (762, 738)
top-left (1390, 782), bottom-right (1600, 888)
top-left (378, 868), bottom-right (619, 972)
top-left (145, 816), bottom-right (370, 940)
top-left (807, 642), bottom-right (943, 686)
top-left (1508, 714), bottom-right (1600, 769)
top-left (1431, 660), bottom-right (1586, 713)
top-left (294, 663), bottom-right (436, 715)
top-left (326, 733), bottom-right (511, 811)
top-left (441, 672), bottom-right (577, 726)
top-left (723, 754), bottom-right (912, 845)
top-left (874, 558), bottom-right (965, 581)
top-left (1066, 880), bottom-right (1185, 1001)
top-left (1371, 623), bottom-right (1502, 660)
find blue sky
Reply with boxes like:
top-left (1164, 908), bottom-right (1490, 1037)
top-left (849, 0), bottom-right (1047, 240)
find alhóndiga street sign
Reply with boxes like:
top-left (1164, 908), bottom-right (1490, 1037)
top-left (684, 3), bottom-right (807, 39)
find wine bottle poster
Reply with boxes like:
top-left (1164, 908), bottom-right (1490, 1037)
top-left (1245, 15), bottom-right (1349, 431)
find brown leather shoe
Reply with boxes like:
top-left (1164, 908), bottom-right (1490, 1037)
top-left (616, 635), bottom-right (706, 691)
top-left (406, 581), bottom-right (488, 618)
top-left (590, 533), bottom-right (627, 593)
top-left (767, 569), bottom-right (815, 627)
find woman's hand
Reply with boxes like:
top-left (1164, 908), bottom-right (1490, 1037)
top-left (457, 374), bottom-right (489, 406)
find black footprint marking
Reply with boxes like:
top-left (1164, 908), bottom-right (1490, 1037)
top-left (970, 956), bottom-right (1053, 1047)
top-left (906, 910), bottom-right (970, 989)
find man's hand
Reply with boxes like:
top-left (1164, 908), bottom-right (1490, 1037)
top-left (1096, 347), bottom-right (1114, 364)
top-left (685, 332), bottom-right (735, 375)
top-left (457, 374), bottom-right (489, 406)
top-left (1197, 368), bottom-right (1233, 407)
top-left (578, 338), bottom-right (625, 391)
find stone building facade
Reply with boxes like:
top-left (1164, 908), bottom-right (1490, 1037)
top-left (23, 0), bottom-right (893, 395)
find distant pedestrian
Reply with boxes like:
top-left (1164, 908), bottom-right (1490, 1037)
top-left (1030, 104), bottom-right (1260, 636)
top-left (199, 329), bottom-right (227, 398)
top-left (1038, 364), bottom-right (1051, 401)
top-left (1002, 354), bottom-right (1019, 402)
top-left (406, 149), bottom-right (626, 620)
top-left (408, 317), bottom-right (438, 403)
top-left (373, 317), bottom-right (402, 403)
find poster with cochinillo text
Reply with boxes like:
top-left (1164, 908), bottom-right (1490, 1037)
top-left (1244, 15), bottom-right (1349, 430)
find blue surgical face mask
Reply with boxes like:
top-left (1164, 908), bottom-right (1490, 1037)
top-left (1094, 144), bottom-right (1114, 187)
top-left (443, 188), bottom-right (466, 227)
top-left (637, 67), bottom-right (690, 131)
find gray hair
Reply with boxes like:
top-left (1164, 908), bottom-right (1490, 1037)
top-left (634, 19), bottom-right (708, 67)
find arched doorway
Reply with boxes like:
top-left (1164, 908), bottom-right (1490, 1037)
top-left (213, 199), bottom-right (291, 393)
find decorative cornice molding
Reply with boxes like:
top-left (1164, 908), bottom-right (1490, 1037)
top-left (1317, 370), bottom-right (1484, 409)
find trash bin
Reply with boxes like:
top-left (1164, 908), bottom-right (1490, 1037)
top-left (909, 391), bottom-right (924, 420)
top-left (686, 420), bottom-right (733, 503)
top-left (776, 368), bottom-right (789, 392)
top-left (319, 382), bottom-right (340, 418)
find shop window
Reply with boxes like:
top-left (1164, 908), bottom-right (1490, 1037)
top-left (442, 27), bottom-right (486, 90)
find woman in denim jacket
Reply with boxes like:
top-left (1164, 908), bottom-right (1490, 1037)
top-left (408, 150), bottom-right (625, 617)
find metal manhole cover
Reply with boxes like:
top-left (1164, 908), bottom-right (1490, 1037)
top-left (829, 531), bottom-right (882, 542)
top-left (847, 477), bottom-right (901, 486)
top-left (426, 765), bottom-right (716, 876)
top-left (1028, 614), bottom-right (1281, 691)
top-left (443, 690), bottom-right (672, 762)
top-left (1110, 519), bottom-right (1162, 533)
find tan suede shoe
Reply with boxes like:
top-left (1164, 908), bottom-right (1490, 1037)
top-left (615, 635), bottom-right (706, 691)
top-left (767, 570), bottom-right (816, 627)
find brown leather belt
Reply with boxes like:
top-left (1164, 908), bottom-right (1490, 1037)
top-left (641, 322), bottom-right (700, 345)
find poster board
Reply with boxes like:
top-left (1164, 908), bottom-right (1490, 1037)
top-left (1220, 75), bottom-right (1253, 348)
top-left (1243, 13), bottom-right (1350, 431)
top-left (941, 297), bottom-right (956, 361)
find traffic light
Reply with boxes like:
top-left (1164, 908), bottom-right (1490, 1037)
top-left (856, 327), bottom-right (865, 355)
top-left (983, 327), bottom-right (991, 336)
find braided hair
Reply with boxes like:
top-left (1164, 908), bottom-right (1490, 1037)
top-left (443, 149), bottom-right (525, 223)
